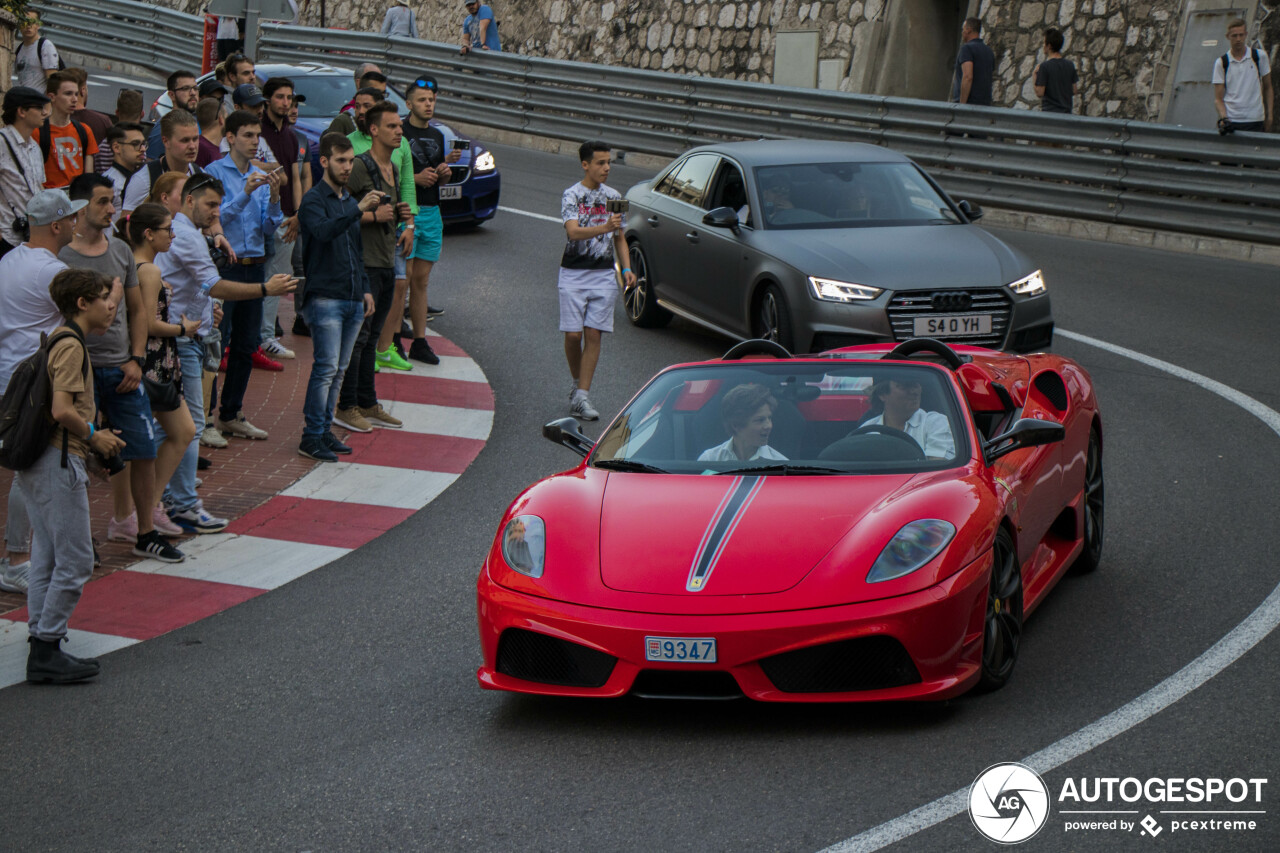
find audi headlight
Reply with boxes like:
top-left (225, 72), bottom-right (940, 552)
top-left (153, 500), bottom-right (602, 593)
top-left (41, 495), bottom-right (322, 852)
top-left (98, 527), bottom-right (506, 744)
top-left (866, 519), bottom-right (956, 583)
top-left (474, 150), bottom-right (496, 173)
top-left (500, 515), bottom-right (545, 577)
top-left (1009, 269), bottom-right (1046, 296)
top-left (808, 276), bottom-right (882, 303)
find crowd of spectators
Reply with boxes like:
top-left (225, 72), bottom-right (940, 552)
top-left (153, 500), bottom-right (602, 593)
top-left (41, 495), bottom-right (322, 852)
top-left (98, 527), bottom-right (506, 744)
top-left (0, 48), bottom-right (476, 683)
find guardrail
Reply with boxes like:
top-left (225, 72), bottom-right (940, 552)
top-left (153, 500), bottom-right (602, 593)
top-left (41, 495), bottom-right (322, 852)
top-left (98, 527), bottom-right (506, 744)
top-left (32, 0), bottom-right (1280, 244)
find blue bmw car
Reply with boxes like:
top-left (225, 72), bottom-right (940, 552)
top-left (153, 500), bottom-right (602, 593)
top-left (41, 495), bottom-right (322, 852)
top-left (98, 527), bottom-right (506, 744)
top-left (154, 62), bottom-right (500, 225)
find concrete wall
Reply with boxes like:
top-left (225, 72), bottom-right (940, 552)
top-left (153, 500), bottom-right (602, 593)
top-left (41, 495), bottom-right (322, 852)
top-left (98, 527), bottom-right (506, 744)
top-left (148, 1), bottom-right (1273, 122)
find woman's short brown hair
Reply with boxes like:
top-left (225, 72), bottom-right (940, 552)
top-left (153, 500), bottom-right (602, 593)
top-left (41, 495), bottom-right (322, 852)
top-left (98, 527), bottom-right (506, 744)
top-left (720, 383), bottom-right (776, 433)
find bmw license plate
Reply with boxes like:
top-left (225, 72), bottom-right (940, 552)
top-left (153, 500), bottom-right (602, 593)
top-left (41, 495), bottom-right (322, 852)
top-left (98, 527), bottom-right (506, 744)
top-left (913, 314), bottom-right (992, 337)
top-left (439, 185), bottom-right (462, 200)
top-left (644, 636), bottom-right (717, 663)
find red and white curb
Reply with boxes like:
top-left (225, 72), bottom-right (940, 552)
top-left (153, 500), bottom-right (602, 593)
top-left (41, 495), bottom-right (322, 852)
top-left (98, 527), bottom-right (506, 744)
top-left (0, 329), bottom-right (492, 689)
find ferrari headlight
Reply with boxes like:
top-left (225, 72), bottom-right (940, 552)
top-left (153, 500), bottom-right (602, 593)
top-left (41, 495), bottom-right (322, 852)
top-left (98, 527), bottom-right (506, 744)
top-left (474, 150), bottom-right (496, 173)
top-left (1009, 269), bottom-right (1046, 296)
top-left (866, 519), bottom-right (955, 583)
top-left (808, 276), bottom-right (882, 303)
top-left (500, 515), bottom-right (545, 578)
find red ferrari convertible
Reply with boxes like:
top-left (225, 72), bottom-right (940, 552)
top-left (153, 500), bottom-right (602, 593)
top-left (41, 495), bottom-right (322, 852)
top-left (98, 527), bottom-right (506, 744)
top-left (476, 338), bottom-right (1103, 701)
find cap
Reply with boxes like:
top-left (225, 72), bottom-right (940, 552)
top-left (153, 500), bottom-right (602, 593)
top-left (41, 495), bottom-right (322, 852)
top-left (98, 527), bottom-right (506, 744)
top-left (26, 189), bottom-right (87, 227)
top-left (3, 86), bottom-right (51, 110)
top-left (199, 79), bottom-right (230, 99)
top-left (232, 84), bottom-right (266, 106)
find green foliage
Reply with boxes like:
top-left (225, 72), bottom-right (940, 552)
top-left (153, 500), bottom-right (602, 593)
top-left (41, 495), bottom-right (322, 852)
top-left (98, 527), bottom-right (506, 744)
top-left (1, 0), bottom-right (31, 22)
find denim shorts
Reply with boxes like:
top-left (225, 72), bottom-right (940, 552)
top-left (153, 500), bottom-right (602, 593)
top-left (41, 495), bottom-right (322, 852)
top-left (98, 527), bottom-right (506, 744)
top-left (93, 366), bottom-right (157, 461)
top-left (394, 224), bottom-right (408, 279)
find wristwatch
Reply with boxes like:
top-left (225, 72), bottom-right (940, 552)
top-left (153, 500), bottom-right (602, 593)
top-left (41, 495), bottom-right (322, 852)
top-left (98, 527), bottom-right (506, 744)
top-left (130, 355), bottom-right (146, 369)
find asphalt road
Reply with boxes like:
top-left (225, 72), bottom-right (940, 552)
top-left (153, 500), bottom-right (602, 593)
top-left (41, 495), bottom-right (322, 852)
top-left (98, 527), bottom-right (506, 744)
top-left (3, 112), bottom-right (1279, 851)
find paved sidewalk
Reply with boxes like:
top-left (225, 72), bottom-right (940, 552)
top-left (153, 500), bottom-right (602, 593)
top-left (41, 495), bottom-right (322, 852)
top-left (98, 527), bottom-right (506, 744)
top-left (0, 297), bottom-right (493, 687)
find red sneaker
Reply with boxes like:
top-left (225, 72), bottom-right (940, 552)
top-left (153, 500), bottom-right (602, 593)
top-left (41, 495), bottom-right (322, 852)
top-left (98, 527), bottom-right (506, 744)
top-left (250, 348), bottom-right (284, 371)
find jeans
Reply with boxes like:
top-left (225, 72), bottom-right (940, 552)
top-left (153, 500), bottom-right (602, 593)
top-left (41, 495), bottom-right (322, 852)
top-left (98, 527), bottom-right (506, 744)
top-left (218, 264), bottom-right (265, 422)
top-left (338, 267), bottom-right (394, 411)
top-left (301, 297), bottom-right (364, 439)
top-left (6, 479), bottom-right (30, 554)
top-left (157, 337), bottom-right (205, 513)
top-left (17, 448), bottom-right (93, 642)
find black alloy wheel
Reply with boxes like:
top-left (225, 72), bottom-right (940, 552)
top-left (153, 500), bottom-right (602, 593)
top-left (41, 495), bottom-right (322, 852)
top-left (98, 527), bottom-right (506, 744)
top-left (624, 240), bottom-right (672, 328)
top-left (1072, 427), bottom-right (1105, 573)
top-left (753, 284), bottom-right (794, 352)
top-left (977, 527), bottom-right (1023, 692)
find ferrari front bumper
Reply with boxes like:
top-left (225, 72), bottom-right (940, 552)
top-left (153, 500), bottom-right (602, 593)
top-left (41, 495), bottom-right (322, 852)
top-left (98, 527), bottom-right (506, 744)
top-left (476, 552), bottom-right (991, 702)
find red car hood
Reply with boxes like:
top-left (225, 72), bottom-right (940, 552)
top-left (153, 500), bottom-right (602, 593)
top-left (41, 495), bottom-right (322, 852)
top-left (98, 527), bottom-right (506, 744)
top-left (599, 473), bottom-right (915, 596)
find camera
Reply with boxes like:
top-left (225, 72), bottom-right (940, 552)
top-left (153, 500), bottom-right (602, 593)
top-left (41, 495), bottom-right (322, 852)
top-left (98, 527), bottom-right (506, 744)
top-left (98, 452), bottom-right (126, 477)
top-left (606, 199), bottom-right (630, 214)
top-left (205, 235), bottom-right (231, 270)
top-left (1218, 117), bottom-right (1236, 136)
top-left (12, 215), bottom-right (28, 242)
top-left (451, 139), bottom-right (471, 151)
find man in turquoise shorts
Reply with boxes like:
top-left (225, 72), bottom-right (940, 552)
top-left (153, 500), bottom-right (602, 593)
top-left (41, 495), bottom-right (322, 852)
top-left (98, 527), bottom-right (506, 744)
top-left (399, 76), bottom-right (460, 365)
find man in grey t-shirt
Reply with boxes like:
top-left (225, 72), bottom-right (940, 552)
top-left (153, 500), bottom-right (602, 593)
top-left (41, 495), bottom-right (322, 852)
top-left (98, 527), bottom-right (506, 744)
top-left (60, 175), bottom-right (179, 559)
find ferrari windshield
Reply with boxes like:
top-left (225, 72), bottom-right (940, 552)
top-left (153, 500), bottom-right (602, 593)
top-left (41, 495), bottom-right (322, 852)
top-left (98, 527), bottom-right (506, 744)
top-left (754, 162), bottom-right (961, 230)
top-left (591, 362), bottom-right (969, 474)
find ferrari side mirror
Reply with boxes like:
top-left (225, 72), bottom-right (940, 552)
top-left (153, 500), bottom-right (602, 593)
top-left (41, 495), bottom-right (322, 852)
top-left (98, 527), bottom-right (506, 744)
top-left (984, 417), bottom-right (1064, 463)
top-left (543, 417), bottom-right (593, 458)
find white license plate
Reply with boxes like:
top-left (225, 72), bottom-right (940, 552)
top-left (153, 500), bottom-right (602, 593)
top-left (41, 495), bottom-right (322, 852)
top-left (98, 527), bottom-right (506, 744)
top-left (644, 636), bottom-right (717, 663)
top-left (913, 314), bottom-right (993, 337)
top-left (439, 185), bottom-right (462, 200)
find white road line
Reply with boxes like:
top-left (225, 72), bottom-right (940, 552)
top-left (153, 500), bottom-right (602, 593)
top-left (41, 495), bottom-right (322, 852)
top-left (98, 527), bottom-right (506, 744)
top-left (380, 400), bottom-right (494, 439)
top-left (129, 535), bottom-right (350, 590)
top-left (280, 461), bottom-right (459, 509)
top-left (89, 73), bottom-right (162, 88)
top-left (820, 327), bottom-right (1280, 853)
top-left (498, 205), bottom-right (562, 224)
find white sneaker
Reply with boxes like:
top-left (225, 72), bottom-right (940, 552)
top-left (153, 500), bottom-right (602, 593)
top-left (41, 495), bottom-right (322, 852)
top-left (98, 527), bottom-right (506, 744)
top-left (261, 337), bottom-right (296, 359)
top-left (200, 426), bottom-right (229, 448)
top-left (217, 413), bottom-right (269, 440)
top-left (0, 557), bottom-right (30, 594)
top-left (569, 392), bottom-right (599, 421)
top-left (169, 506), bottom-right (229, 534)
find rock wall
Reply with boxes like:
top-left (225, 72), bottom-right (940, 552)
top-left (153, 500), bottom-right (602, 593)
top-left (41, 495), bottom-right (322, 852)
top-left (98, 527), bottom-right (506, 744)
top-left (149, 1), bottom-right (1267, 122)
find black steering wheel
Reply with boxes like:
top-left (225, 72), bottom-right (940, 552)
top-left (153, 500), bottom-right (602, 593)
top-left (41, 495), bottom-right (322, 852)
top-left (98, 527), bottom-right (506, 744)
top-left (850, 423), bottom-right (926, 455)
top-left (884, 338), bottom-right (965, 369)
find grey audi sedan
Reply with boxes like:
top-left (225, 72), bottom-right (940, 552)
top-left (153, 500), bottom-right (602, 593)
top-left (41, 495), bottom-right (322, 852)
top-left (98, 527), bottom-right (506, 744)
top-left (622, 140), bottom-right (1053, 353)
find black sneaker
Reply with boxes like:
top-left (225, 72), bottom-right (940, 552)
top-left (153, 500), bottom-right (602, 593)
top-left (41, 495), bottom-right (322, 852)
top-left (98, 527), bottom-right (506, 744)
top-left (408, 338), bottom-right (440, 365)
top-left (322, 431), bottom-right (352, 455)
top-left (427, 305), bottom-right (445, 317)
top-left (299, 437), bottom-right (338, 463)
top-left (133, 531), bottom-right (186, 563)
top-left (292, 316), bottom-right (311, 337)
top-left (197, 455), bottom-right (212, 470)
top-left (93, 544), bottom-right (101, 567)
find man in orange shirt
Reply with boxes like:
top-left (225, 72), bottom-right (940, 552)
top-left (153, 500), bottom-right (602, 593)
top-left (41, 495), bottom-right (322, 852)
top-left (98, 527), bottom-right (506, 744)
top-left (34, 70), bottom-right (96, 189)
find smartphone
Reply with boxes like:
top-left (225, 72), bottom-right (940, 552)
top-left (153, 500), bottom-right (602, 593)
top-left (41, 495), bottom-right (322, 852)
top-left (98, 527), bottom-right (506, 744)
top-left (451, 139), bottom-right (471, 151)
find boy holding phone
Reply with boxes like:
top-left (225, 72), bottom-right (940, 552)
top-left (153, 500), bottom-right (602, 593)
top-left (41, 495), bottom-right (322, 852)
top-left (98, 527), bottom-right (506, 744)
top-left (558, 140), bottom-right (635, 421)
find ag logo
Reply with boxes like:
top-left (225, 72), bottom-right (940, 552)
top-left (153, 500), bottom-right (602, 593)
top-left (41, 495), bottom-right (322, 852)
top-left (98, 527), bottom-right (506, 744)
top-left (969, 762), bottom-right (1050, 844)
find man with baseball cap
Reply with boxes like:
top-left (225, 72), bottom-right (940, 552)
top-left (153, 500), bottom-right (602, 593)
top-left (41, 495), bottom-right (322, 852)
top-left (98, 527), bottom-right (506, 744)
top-left (461, 0), bottom-right (502, 53)
top-left (0, 188), bottom-right (85, 595)
top-left (0, 87), bottom-right (51, 258)
top-left (200, 78), bottom-right (230, 101)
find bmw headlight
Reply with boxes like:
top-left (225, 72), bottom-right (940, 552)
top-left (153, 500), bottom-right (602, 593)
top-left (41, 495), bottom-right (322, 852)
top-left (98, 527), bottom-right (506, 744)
top-left (808, 276), bottom-right (882, 303)
top-left (501, 515), bottom-right (545, 577)
top-left (866, 519), bottom-right (956, 583)
top-left (1009, 269), bottom-right (1046, 296)
top-left (474, 150), bottom-right (496, 173)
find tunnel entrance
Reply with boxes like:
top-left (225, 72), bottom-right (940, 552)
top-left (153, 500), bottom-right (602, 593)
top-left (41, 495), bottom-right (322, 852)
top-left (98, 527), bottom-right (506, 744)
top-left (864, 0), bottom-right (969, 101)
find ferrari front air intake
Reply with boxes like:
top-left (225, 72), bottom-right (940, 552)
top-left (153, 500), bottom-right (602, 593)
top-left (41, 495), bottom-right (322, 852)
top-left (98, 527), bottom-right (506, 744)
top-left (759, 636), bottom-right (921, 693)
top-left (496, 628), bottom-right (617, 688)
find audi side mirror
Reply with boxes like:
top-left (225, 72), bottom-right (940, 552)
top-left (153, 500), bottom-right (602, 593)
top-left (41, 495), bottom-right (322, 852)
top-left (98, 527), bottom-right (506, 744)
top-left (957, 199), bottom-right (984, 221)
top-left (543, 417), bottom-right (593, 458)
top-left (984, 417), bottom-right (1064, 463)
top-left (702, 206), bottom-right (741, 234)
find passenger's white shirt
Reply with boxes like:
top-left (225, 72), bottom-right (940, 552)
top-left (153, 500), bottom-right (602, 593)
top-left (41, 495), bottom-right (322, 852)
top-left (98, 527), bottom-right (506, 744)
top-left (698, 439), bottom-right (788, 463)
top-left (1212, 49), bottom-right (1271, 122)
top-left (0, 245), bottom-right (68, 392)
top-left (861, 408), bottom-right (955, 459)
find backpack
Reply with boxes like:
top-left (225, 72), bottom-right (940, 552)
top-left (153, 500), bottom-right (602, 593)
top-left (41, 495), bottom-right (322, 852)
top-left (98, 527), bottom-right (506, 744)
top-left (37, 116), bottom-right (89, 168)
top-left (37, 37), bottom-right (66, 72)
top-left (0, 329), bottom-right (88, 472)
top-left (357, 151), bottom-right (398, 196)
top-left (1220, 48), bottom-right (1262, 94)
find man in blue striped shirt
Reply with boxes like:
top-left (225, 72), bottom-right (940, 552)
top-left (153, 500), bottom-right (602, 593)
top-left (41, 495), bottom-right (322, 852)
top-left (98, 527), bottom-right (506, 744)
top-left (203, 109), bottom-right (284, 441)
